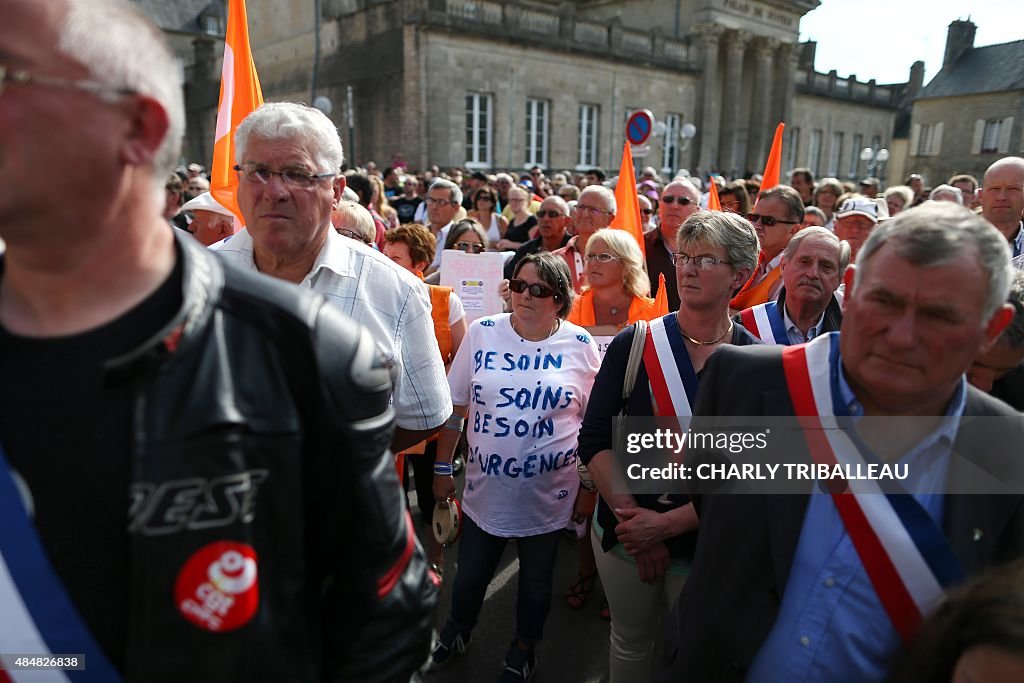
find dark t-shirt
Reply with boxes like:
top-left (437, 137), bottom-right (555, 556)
top-left (505, 215), bottom-right (538, 245)
top-left (0, 256), bottom-right (183, 672)
top-left (390, 196), bottom-right (422, 224)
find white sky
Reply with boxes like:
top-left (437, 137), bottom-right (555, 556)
top-left (798, 0), bottom-right (1023, 85)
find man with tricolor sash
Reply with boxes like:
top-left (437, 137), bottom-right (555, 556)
top-left (729, 186), bottom-right (805, 312)
top-left (0, 1), bottom-right (436, 680)
top-left (735, 226), bottom-right (847, 345)
top-left (660, 203), bottom-right (1024, 683)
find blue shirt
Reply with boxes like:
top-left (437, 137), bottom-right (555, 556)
top-left (782, 304), bottom-right (826, 346)
top-left (746, 350), bottom-right (966, 683)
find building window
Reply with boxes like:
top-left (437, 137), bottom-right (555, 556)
top-left (913, 123), bottom-right (943, 157)
top-left (785, 127), bottom-right (800, 173)
top-left (807, 130), bottom-right (823, 176)
top-left (465, 93), bottom-right (492, 168)
top-left (848, 134), bottom-right (863, 178)
top-left (979, 118), bottom-right (1012, 154)
top-left (662, 113), bottom-right (681, 174)
top-left (578, 104), bottom-right (599, 168)
top-left (525, 99), bottom-right (549, 168)
top-left (827, 132), bottom-right (843, 177)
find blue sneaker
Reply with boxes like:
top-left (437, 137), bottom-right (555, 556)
top-left (498, 643), bottom-right (536, 682)
top-left (424, 622), bottom-right (471, 673)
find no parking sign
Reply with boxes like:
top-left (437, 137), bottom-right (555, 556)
top-left (625, 109), bottom-right (654, 145)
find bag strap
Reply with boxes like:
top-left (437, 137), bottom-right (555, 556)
top-left (622, 319), bottom-right (648, 401)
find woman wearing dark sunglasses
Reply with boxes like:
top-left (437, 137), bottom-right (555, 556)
top-left (576, 211), bottom-right (762, 682)
top-left (468, 186), bottom-right (508, 246)
top-left (427, 253), bottom-right (601, 680)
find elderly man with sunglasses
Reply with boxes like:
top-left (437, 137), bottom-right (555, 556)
top-left (729, 185), bottom-right (805, 311)
top-left (504, 196), bottom-right (573, 278)
top-left (552, 185), bottom-right (617, 291)
top-left (645, 180), bottom-right (701, 311)
top-left (216, 102), bottom-right (451, 455)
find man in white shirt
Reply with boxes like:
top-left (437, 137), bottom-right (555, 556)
top-left (216, 102), bottom-right (451, 451)
top-left (981, 156), bottom-right (1024, 259)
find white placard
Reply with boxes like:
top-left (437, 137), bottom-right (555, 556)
top-left (586, 325), bottom-right (621, 360)
top-left (439, 250), bottom-right (506, 323)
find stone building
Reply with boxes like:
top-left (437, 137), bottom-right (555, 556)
top-left (906, 20), bottom-right (1024, 186)
top-left (136, 0), bottom-right (912, 182)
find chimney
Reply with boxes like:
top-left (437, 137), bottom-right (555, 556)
top-left (908, 60), bottom-right (925, 96)
top-left (943, 19), bottom-right (976, 67)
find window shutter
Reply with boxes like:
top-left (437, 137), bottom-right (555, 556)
top-left (972, 119), bottom-right (985, 154)
top-left (910, 124), bottom-right (921, 156)
top-left (998, 117), bottom-right (1014, 153)
top-left (932, 122), bottom-right (944, 156)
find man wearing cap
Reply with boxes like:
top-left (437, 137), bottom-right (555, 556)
top-left (834, 195), bottom-right (888, 262)
top-left (736, 226), bottom-right (848, 345)
top-left (859, 177), bottom-right (880, 198)
top-left (181, 192), bottom-right (235, 246)
top-left (981, 156), bottom-right (1024, 259)
top-left (646, 179), bottom-right (701, 311)
top-left (661, 203), bottom-right (1023, 683)
top-left (730, 185), bottom-right (805, 311)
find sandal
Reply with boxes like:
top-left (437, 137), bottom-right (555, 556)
top-left (600, 599), bottom-right (610, 620)
top-left (565, 571), bottom-right (598, 609)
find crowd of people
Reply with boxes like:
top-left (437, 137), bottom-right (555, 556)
top-left (3, 2), bottom-right (1024, 683)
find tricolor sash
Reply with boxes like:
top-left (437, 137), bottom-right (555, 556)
top-left (781, 333), bottom-right (964, 645)
top-left (642, 314), bottom-right (699, 423)
top-left (739, 301), bottom-right (789, 345)
top-left (0, 445), bottom-right (122, 683)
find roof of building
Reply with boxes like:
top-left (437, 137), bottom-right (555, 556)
top-left (132, 0), bottom-right (218, 34)
top-left (918, 39), bottom-right (1024, 99)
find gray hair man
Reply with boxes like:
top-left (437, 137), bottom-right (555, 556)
top-left (665, 202), bottom-right (1021, 683)
top-left (217, 101), bottom-right (452, 453)
top-left (647, 179), bottom-right (701, 311)
top-left (0, 1), bottom-right (435, 680)
top-left (968, 270), bottom-right (1024, 408)
top-left (981, 156), bottom-right (1024, 258)
top-left (735, 226), bottom-right (849, 344)
top-left (423, 177), bottom-right (463, 274)
top-left (929, 184), bottom-right (964, 204)
top-left (504, 195), bottom-right (572, 279)
top-left (552, 185), bottom-right (616, 291)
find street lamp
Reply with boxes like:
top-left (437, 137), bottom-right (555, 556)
top-left (860, 146), bottom-right (890, 184)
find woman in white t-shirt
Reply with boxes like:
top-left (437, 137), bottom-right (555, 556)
top-left (426, 253), bottom-right (601, 679)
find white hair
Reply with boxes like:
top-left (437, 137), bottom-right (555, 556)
top-left (57, 0), bottom-right (185, 190)
top-left (235, 102), bottom-right (344, 174)
top-left (928, 184), bottom-right (964, 204)
top-left (580, 185), bottom-right (617, 213)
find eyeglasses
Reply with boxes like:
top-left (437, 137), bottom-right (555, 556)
top-left (641, 209), bottom-right (654, 216)
top-left (476, 196), bottom-right (494, 202)
top-left (671, 253), bottom-right (732, 270)
top-left (509, 279), bottom-right (557, 298)
top-left (234, 164), bottom-right (336, 189)
top-left (337, 228), bottom-right (369, 244)
top-left (661, 196), bottom-right (692, 206)
top-left (746, 213), bottom-right (801, 228)
top-left (536, 210), bottom-right (566, 219)
top-left (586, 253), bottom-right (622, 264)
top-left (425, 197), bottom-right (456, 207)
top-left (454, 241), bottom-right (486, 254)
top-left (575, 203), bottom-right (613, 216)
top-left (0, 64), bottom-right (137, 101)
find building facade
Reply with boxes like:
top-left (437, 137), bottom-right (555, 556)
top-left (137, 0), bottom-right (910, 182)
top-left (906, 20), bottom-right (1024, 186)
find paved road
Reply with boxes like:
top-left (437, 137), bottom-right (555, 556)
top-left (410, 476), bottom-right (612, 683)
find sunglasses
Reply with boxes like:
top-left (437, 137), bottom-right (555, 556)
top-left (661, 196), bottom-right (692, 205)
top-left (641, 209), bottom-right (654, 216)
top-left (536, 210), bottom-right (566, 218)
top-left (454, 241), bottom-right (486, 253)
top-left (746, 213), bottom-right (801, 227)
top-left (509, 279), bottom-right (557, 298)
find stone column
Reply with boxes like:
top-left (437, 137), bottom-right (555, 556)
top-left (772, 42), bottom-right (798, 136)
top-left (747, 37), bottom-right (779, 172)
top-left (719, 30), bottom-right (749, 176)
top-left (695, 23), bottom-right (725, 175)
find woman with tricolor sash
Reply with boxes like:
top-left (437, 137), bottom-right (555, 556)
top-left (576, 210), bottom-right (762, 682)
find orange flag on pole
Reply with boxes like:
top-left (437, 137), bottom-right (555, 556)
top-left (759, 123), bottom-right (785, 196)
top-left (653, 273), bottom-right (669, 317)
top-left (609, 142), bottom-right (646, 257)
top-left (210, 0), bottom-right (264, 226)
top-left (707, 177), bottom-right (722, 211)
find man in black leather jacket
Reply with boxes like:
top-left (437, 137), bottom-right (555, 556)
top-left (0, 1), bottom-right (436, 680)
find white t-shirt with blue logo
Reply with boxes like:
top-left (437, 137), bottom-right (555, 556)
top-left (448, 313), bottom-right (601, 537)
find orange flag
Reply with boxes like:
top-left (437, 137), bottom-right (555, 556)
top-left (210, 0), bottom-right (264, 226)
top-left (653, 273), bottom-right (669, 316)
top-left (707, 177), bottom-right (722, 211)
top-left (609, 142), bottom-right (646, 257)
top-left (759, 123), bottom-right (785, 196)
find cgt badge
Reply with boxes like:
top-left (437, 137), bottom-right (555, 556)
top-left (175, 541), bottom-right (259, 632)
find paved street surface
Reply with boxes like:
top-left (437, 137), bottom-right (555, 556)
top-left (410, 473), bottom-right (612, 683)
